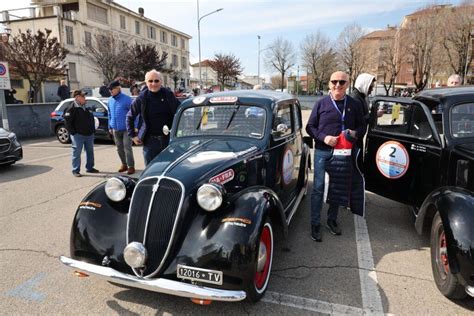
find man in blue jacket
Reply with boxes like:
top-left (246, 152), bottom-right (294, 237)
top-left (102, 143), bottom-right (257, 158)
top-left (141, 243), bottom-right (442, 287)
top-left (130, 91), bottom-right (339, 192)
top-left (108, 80), bottom-right (135, 174)
top-left (305, 71), bottom-right (365, 242)
top-left (126, 70), bottom-right (180, 165)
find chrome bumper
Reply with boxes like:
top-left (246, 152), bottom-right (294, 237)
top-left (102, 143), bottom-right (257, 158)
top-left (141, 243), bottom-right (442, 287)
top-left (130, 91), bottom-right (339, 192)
top-left (466, 286), bottom-right (474, 297)
top-left (59, 256), bottom-right (246, 302)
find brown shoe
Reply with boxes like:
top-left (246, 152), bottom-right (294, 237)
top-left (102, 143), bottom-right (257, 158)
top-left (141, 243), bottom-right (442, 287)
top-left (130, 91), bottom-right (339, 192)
top-left (118, 164), bottom-right (127, 172)
top-left (127, 167), bottom-right (135, 175)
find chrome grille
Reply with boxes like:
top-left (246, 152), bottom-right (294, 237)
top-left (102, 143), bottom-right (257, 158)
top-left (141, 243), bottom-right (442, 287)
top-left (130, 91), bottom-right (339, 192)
top-left (0, 138), bottom-right (11, 153)
top-left (127, 177), bottom-right (184, 277)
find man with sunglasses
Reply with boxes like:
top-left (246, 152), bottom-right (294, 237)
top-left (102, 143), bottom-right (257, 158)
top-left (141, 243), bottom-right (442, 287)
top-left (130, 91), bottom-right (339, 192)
top-left (305, 71), bottom-right (365, 242)
top-left (127, 69), bottom-right (180, 165)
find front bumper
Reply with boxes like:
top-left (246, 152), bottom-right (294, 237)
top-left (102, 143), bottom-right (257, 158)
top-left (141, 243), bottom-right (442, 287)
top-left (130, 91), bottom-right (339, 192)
top-left (59, 256), bottom-right (246, 302)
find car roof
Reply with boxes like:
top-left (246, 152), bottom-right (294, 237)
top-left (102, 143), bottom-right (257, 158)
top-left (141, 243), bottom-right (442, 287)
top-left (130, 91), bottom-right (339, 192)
top-left (180, 90), bottom-right (297, 109)
top-left (414, 86), bottom-right (474, 102)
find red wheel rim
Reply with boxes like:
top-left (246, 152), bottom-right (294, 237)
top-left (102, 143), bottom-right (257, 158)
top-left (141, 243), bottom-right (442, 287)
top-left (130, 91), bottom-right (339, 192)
top-left (254, 224), bottom-right (272, 291)
top-left (439, 231), bottom-right (449, 274)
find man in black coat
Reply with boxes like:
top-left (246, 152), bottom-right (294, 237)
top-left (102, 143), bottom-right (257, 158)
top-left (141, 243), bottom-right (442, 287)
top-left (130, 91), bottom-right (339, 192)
top-left (57, 80), bottom-right (70, 100)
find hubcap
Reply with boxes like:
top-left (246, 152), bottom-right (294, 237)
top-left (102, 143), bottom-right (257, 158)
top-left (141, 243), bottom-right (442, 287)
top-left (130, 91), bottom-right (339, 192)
top-left (254, 224), bottom-right (272, 292)
top-left (439, 231), bottom-right (449, 275)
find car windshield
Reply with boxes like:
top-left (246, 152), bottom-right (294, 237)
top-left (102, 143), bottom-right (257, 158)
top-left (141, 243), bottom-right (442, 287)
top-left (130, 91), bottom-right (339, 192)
top-left (176, 105), bottom-right (266, 139)
top-left (450, 103), bottom-right (474, 138)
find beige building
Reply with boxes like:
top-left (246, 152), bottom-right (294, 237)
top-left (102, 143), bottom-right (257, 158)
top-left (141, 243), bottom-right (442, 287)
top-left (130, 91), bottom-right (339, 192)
top-left (1, 0), bottom-right (191, 102)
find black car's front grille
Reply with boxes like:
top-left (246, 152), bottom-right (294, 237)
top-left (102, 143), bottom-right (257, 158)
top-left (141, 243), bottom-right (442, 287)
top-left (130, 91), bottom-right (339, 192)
top-left (127, 177), bottom-right (183, 277)
top-left (0, 138), bottom-right (11, 153)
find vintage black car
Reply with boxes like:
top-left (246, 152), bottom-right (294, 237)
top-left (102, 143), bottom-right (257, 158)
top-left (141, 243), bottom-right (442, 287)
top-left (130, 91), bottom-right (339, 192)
top-left (60, 91), bottom-right (311, 303)
top-left (0, 128), bottom-right (22, 166)
top-left (365, 86), bottom-right (474, 299)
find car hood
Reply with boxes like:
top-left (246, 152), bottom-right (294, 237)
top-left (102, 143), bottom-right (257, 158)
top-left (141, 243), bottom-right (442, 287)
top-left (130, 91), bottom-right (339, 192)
top-left (140, 138), bottom-right (262, 187)
top-left (0, 128), bottom-right (10, 137)
top-left (454, 142), bottom-right (474, 158)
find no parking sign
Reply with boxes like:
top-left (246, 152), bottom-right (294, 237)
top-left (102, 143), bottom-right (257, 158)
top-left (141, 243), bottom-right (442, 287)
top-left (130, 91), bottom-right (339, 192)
top-left (0, 61), bottom-right (11, 90)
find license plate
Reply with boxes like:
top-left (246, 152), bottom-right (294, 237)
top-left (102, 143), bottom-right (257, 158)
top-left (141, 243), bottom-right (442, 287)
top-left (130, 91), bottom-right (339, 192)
top-left (177, 264), bottom-right (223, 285)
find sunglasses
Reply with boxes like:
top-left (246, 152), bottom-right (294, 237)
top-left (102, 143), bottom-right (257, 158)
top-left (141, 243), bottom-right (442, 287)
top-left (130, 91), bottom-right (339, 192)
top-left (147, 79), bottom-right (160, 83)
top-left (330, 80), bottom-right (347, 86)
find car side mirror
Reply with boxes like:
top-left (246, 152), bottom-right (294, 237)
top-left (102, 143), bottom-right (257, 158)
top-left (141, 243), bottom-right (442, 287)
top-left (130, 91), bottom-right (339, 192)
top-left (272, 123), bottom-right (288, 138)
top-left (163, 125), bottom-right (170, 136)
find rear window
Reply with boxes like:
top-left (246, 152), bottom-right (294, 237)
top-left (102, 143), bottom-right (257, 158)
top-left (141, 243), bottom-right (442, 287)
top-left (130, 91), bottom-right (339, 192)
top-left (450, 103), bottom-right (474, 138)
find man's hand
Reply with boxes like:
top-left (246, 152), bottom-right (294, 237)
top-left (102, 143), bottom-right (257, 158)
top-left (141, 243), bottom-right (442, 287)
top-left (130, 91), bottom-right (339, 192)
top-left (109, 129), bottom-right (113, 134)
top-left (324, 135), bottom-right (338, 147)
top-left (132, 136), bottom-right (142, 145)
top-left (348, 129), bottom-right (357, 138)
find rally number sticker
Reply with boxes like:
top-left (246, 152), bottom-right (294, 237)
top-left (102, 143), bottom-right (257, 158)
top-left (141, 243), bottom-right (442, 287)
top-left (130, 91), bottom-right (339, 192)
top-left (375, 141), bottom-right (409, 179)
top-left (282, 149), bottom-right (294, 185)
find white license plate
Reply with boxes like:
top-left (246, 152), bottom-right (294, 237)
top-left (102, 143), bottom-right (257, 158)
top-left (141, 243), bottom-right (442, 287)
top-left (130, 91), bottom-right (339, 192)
top-left (177, 264), bottom-right (223, 285)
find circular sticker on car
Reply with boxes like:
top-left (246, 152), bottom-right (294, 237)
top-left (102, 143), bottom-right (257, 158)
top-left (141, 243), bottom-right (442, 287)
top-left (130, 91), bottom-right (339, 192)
top-left (282, 149), bottom-right (294, 185)
top-left (94, 117), bottom-right (99, 129)
top-left (375, 141), bottom-right (409, 179)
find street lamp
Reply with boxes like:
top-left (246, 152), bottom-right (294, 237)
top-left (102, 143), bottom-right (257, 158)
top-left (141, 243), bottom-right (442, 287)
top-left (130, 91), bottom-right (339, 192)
top-left (197, 0), bottom-right (222, 90)
top-left (257, 35), bottom-right (261, 85)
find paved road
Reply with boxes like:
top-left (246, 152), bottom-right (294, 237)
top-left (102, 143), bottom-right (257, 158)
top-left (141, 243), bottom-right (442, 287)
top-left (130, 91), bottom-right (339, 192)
top-left (0, 136), bottom-right (473, 315)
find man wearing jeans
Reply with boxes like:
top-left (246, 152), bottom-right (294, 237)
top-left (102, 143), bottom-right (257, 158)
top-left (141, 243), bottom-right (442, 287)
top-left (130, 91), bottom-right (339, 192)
top-left (305, 71), bottom-right (365, 241)
top-left (127, 69), bottom-right (180, 165)
top-left (63, 89), bottom-right (99, 177)
top-left (107, 80), bottom-right (135, 174)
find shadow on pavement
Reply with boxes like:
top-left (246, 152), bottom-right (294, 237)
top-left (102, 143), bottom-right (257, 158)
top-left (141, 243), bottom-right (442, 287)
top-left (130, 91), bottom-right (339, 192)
top-left (0, 163), bottom-right (52, 184)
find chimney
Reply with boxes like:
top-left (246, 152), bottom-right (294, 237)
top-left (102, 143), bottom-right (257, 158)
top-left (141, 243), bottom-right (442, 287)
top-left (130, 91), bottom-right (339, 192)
top-left (138, 7), bottom-right (144, 16)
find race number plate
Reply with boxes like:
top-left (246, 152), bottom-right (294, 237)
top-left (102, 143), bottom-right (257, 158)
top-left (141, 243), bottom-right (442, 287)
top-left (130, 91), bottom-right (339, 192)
top-left (177, 264), bottom-right (223, 285)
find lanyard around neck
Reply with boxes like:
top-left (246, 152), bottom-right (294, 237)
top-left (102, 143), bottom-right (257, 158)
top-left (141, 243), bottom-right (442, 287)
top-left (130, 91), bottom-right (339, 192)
top-left (329, 92), bottom-right (346, 130)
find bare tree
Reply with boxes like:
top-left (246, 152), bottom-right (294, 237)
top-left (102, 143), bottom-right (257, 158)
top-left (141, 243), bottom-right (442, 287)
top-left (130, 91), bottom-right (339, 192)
top-left (441, 1), bottom-right (474, 84)
top-left (3, 28), bottom-right (68, 102)
top-left (265, 37), bottom-right (296, 90)
top-left (300, 31), bottom-right (336, 93)
top-left (82, 32), bottom-right (131, 83)
top-left (399, 5), bottom-right (445, 90)
top-left (337, 23), bottom-right (367, 89)
top-left (124, 43), bottom-right (168, 82)
top-left (270, 75), bottom-right (283, 89)
top-left (380, 37), bottom-right (402, 95)
top-left (209, 53), bottom-right (243, 90)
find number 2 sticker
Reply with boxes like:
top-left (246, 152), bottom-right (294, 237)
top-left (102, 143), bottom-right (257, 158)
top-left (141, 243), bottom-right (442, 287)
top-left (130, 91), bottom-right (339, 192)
top-left (375, 141), bottom-right (409, 179)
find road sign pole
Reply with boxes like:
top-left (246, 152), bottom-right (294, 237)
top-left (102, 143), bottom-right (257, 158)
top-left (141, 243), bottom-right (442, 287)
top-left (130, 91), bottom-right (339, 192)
top-left (0, 89), bottom-right (8, 130)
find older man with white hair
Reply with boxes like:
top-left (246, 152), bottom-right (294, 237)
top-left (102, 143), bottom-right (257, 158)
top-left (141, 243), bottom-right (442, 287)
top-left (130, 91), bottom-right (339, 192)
top-left (447, 74), bottom-right (461, 87)
top-left (126, 69), bottom-right (181, 165)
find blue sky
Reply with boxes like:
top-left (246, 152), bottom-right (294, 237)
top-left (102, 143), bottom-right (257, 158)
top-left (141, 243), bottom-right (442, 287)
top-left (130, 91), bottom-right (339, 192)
top-left (0, 0), bottom-right (463, 79)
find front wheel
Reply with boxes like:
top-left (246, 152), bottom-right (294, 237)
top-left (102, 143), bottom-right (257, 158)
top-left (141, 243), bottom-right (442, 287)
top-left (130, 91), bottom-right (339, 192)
top-left (430, 212), bottom-right (466, 299)
top-left (247, 218), bottom-right (273, 302)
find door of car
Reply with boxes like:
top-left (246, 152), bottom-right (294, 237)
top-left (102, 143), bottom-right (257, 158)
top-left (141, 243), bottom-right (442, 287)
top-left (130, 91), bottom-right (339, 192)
top-left (364, 98), bottom-right (443, 206)
top-left (267, 101), bottom-right (300, 210)
top-left (86, 99), bottom-right (109, 137)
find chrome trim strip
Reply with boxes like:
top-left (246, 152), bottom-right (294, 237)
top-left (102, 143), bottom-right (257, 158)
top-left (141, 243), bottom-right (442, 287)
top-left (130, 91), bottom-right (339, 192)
top-left (286, 186), bottom-right (306, 226)
top-left (59, 256), bottom-right (246, 302)
top-left (162, 139), bottom-right (213, 176)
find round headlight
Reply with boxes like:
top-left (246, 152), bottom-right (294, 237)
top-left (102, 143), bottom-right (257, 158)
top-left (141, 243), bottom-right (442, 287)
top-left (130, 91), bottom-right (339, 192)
top-left (197, 183), bottom-right (224, 211)
top-left (123, 242), bottom-right (147, 268)
top-left (105, 177), bottom-right (127, 202)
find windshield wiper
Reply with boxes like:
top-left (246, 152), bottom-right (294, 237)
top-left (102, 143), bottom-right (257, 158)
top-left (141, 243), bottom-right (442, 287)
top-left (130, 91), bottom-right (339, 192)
top-left (225, 103), bottom-right (240, 130)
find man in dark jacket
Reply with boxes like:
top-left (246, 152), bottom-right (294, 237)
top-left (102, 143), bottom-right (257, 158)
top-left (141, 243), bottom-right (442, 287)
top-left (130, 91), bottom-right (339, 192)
top-left (350, 73), bottom-right (376, 170)
top-left (57, 80), bottom-right (70, 100)
top-left (126, 69), bottom-right (180, 165)
top-left (63, 89), bottom-right (99, 177)
top-left (305, 71), bottom-right (365, 242)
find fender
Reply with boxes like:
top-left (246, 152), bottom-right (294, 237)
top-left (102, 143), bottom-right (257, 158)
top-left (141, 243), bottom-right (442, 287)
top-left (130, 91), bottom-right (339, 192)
top-left (70, 178), bottom-right (135, 273)
top-left (163, 186), bottom-right (286, 290)
top-left (415, 186), bottom-right (474, 273)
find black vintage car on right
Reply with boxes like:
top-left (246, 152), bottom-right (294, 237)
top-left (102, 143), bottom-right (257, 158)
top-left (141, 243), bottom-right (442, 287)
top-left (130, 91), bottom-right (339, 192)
top-left (365, 86), bottom-right (474, 299)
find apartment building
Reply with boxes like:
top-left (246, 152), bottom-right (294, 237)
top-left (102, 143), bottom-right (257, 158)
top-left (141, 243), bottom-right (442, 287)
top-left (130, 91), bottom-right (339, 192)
top-left (1, 0), bottom-right (191, 101)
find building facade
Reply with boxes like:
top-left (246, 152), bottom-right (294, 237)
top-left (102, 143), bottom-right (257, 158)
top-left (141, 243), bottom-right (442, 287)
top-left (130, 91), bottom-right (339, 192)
top-left (1, 0), bottom-right (191, 102)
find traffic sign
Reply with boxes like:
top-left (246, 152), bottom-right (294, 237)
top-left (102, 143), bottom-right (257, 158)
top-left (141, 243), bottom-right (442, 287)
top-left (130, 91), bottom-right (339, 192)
top-left (0, 61), bottom-right (11, 90)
